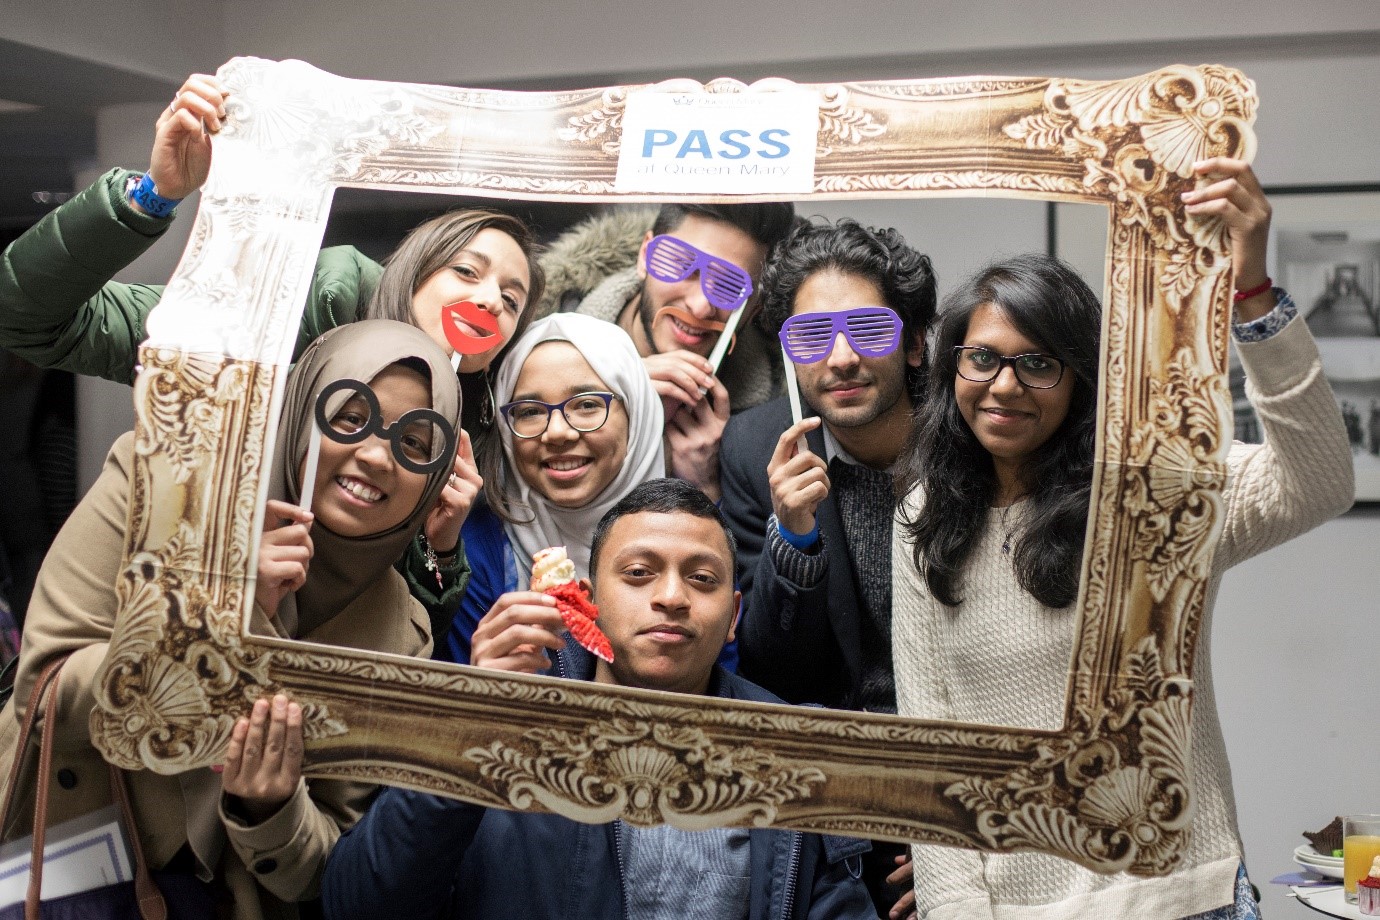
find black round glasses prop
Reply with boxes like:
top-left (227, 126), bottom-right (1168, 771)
top-left (313, 378), bottom-right (456, 474)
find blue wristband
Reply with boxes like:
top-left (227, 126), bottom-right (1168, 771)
top-left (128, 173), bottom-right (182, 219)
top-left (777, 517), bottom-right (820, 551)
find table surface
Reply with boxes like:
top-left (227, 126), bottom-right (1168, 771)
top-left (1291, 885), bottom-right (1364, 919)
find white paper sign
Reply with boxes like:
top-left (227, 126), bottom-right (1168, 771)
top-left (0, 806), bottom-right (134, 909)
top-left (615, 89), bottom-right (819, 195)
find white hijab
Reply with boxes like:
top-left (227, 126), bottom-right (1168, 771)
top-left (493, 313), bottom-right (665, 580)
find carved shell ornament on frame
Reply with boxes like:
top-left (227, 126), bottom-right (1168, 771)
top-left (467, 719), bottom-right (827, 829)
top-left (946, 637), bottom-right (1194, 875)
top-left (87, 58), bottom-right (1251, 874)
top-left (1006, 64), bottom-right (1256, 305)
top-left (1124, 349), bottom-right (1229, 605)
top-left (217, 57), bottom-right (447, 185)
top-left (91, 348), bottom-right (349, 773)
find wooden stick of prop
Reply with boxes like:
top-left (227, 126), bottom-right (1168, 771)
top-left (704, 308), bottom-right (744, 384)
top-left (298, 422), bottom-right (322, 511)
top-left (782, 346), bottom-right (809, 455)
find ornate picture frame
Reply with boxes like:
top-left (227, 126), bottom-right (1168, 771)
top-left (90, 58), bottom-right (1255, 875)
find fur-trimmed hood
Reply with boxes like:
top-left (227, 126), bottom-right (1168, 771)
top-left (536, 207), bottom-right (656, 317)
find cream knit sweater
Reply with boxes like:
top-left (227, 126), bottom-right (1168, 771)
top-left (892, 316), bottom-right (1354, 920)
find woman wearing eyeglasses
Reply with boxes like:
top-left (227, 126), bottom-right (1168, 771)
top-left (889, 162), bottom-right (1353, 920)
top-left (435, 312), bottom-right (665, 667)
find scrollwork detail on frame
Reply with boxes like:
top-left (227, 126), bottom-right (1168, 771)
top-left (816, 85), bottom-right (886, 155)
top-left (131, 350), bottom-right (250, 485)
top-left (1006, 65), bottom-right (1255, 306)
top-left (946, 638), bottom-right (1193, 875)
top-left (1124, 349), bottom-right (1228, 604)
top-left (92, 519), bottom-right (267, 772)
top-left (557, 86), bottom-right (629, 154)
top-left (467, 719), bottom-right (826, 829)
top-left (92, 519), bottom-right (349, 773)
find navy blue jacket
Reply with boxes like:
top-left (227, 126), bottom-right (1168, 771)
top-left (722, 396), bottom-right (865, 708)
top-left (321, 643), bottom-right (874, 920)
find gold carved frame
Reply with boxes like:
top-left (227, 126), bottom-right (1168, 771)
top-left (91, 58), bottom-right (1254, 875)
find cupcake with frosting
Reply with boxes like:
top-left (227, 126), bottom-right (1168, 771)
top-left (1360, 855), bottom-right (1380, 916)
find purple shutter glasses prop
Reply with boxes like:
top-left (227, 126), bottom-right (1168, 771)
top-left (644, 234), bottom-right (754, 313)
top-left (778, 307), bottom-right (903, 364)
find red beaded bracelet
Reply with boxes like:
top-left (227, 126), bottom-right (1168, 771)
top-left (1233, 278), bottom-right (1273, 302)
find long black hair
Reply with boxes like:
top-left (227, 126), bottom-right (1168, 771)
top-left (897, 254), bottom-right (1101, 609)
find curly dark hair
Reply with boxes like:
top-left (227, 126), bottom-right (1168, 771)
top-left (897, 253), bottom-right (1101, 609)
top-left (759, 218), bottom-right (936, 400)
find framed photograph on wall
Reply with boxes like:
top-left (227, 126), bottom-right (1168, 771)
top-left (1257, 185), bottom-right (1380, 502)
top-left (1054, 184), bottom-right (1380, 503)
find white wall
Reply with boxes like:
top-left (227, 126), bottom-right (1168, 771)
top-left (218, 0), bottom-right (1378, 86)
top-left (1216, 513), bottom-right (1379, 916)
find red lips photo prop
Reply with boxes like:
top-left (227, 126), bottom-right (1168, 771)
top-left (442, 301), bottom-right (504, 355)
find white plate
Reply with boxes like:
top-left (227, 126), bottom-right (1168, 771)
top-left (1296, 844), bottom-right (1346, 880)
top-left (1297, 844), bottom-right (1346, 866)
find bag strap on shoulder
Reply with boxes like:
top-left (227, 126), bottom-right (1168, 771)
top-left (2, 656), bottom-right (167, 920)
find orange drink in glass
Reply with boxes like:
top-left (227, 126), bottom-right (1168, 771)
top-left (1344, 815), bottom-right (1380, 901)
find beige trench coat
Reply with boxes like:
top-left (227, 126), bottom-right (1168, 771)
top-left (0, 434), bottom-right (432, 919)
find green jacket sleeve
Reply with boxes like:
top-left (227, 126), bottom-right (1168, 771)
top-left (0, 166), bottom-right (386, 384)
top-left (0, 168), bottom-right (170, 383)
top-left (397, 533), bottom-right (472, 649)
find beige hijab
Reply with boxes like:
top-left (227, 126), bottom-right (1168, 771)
top-left (265, 319), bottom-right (460, 635)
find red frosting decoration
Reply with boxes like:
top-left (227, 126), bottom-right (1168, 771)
top-left (546, 581), bottom-right (613, 663)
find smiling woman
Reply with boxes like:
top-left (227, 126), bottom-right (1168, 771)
top-left (308, 365), bottom-right (437, 538)
top-left (893, 211), bottom-right (1353, 916)
top-left (402, 226), bottom-right (531, 371)
top-left (0, 319), bottom-right (460, 920)
top-left (435, 312), bottom-right (666, 665)
top-left (505, 343), bottom-right (631, 509)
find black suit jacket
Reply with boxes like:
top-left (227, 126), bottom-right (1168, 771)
top-left (720, 396), bottom-right (864, 707)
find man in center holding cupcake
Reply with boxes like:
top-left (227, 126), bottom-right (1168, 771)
top-left (322, 478), bottom-right (876, 919)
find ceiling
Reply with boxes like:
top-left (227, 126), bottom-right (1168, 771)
top-left (0, 37), bottom-right (179, 232)
top-left (0, 35), bottom-right (599, 246)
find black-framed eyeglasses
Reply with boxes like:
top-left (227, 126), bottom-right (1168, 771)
top-left (499, 391), bottom-right (620, 439)
top-left (953, 346), bottom-right (1066, 389)
top-left (314, 378), bottom-right (456, 474)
